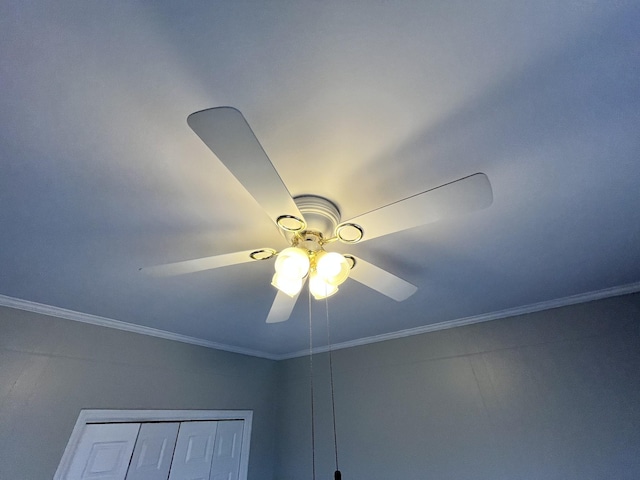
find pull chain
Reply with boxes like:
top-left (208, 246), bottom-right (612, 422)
top-left (324, 296), bottom-right (341, 479)
top-left (308, 288), bottom-right (316, 480)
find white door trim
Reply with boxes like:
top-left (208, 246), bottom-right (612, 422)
top-left (54, 409), bottom-right (253, 480)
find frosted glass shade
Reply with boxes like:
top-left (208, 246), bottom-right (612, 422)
top-left (275, 247), bottom-right (310, 279)
top-left (309, 272), bottom-right (339, 300)
top-left (315, 251), bottom-right (350, 286)
top-left (271, 273), bottom-right (304, 297)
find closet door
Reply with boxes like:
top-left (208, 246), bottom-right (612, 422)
top-left (168, 421), bottom-right (218, 480)
top-left (209, 421), bottom-right (244, 480)
top-left (56, 411), bottom-right (252, 480)
top-left (125, 422), bottom-right (179, 480)
top-left (65, 423), bottom-right (141, 480)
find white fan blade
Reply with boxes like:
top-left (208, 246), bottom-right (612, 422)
top-left (340, 173), bottom-right (492, 242)
top-left (188, 107), bottom-right (304, 227)
top-left (141, 249), bottom-right (269, 277)
top-left (266, 290), bottom-right (300, 323)
top-left (349, 256), bottom-right (417, 301)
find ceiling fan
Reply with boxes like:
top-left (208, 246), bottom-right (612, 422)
top-left (143, 107), bottom-right (493, 323)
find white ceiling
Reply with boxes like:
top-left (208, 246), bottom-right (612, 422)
top-left (2, 1), bottom-right (639, 358)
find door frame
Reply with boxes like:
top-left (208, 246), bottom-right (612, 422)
top-left (54, 409), bottom-right (253, 480)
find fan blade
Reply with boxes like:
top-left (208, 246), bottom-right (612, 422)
top-left (348, 256), bottom-right (417, 301)
top-left (141, 249), bottom-right (271, 277)
top-left (188, 107), bottom-right (304, 227)
top-left (266, 290), bottom-right (300, 323)
top-left (340, 173), bottom-right (492, 242)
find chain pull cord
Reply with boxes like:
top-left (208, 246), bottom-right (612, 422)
top-left (324, 295), bottom-right (341, 478)
top-left (308, 287), bottom-right (316, 480)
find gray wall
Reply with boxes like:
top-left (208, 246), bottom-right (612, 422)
top-left (275, 293), bottom-right (640, 480)
top-left (2, 293), bottom-right (639, 480)
top-left (0, 306), bottom-right (278, 480)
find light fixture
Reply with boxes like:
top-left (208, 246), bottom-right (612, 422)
top-left (271, 273), bottom-right (304, 297)
top-left (271, 243), bottom-right (353, 299)
top-left (274, 247), bottom-right (310, 279)
top-left (315, 251), bottom-right (350, 286)
top-left (271, 247), bottom-right (309, 297)
top-left (309, 271), bottom-right (339, 300)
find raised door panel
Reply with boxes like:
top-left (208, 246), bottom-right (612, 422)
top-left (125, 422), bottom-right (179, 480)
top-left (65, 423), bottom-right (141, 480)
top-left (168, 421), bottom-right (218, 480)
top-left (209, 421), bottom-right (244, 480)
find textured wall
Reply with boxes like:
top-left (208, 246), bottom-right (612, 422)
top-left (0, 307), bottom-right (278, 480)
top-left (275, 293), bottom-right (640, 480)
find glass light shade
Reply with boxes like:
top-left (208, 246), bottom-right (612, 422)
top-left (309, 272), bottom-right (339, 300)
top-left (275, 247), bottom-right (310, 279)
top-left (271, 273), bottom-right (303, 297)
top-left (315, 251), bottom-right (350, 286)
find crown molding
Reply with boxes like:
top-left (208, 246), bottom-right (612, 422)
top-left (2, 281), bottom-right (640, 361)
top-left (0, 294), bottom-right (280, 360)
top-left (277, 281), bottom-right (640, 359)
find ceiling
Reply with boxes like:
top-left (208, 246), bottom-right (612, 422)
top-left (2, 1), bottom-right (639, 359)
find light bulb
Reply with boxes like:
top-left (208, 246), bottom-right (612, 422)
top-left (271, 273), bottom-right (303, 297)
top-left (275, 247), bottom-right (310, 279)
top-left (316, 251), bottom-right (350, 286)
top-left (309, 272), bottom-right (339, 300)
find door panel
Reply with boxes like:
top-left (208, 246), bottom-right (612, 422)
top-left (209, 421), bottom-right (244, 480)
top-left (57, 411), bottom-right (252, 480)
top-left (168, 421), bottom-right (218, 480)
top-left (65, 423), bottom-right (141, 480)
top-left (126, 422), bottom-right (179, 480)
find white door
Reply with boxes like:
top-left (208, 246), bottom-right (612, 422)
top-left (65, 423), bottom-right (141, 480)
top-left (57, 413), bottom-right (251, 480)
top-left (168, 421), bottom-right (218, 480)
top-left (209, 421), bottom-right (244, 480)
top-left (125, 422), bottom-right (179, 480)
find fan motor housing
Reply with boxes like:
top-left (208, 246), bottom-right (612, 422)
top-left (279, 195), bottom-right (341, 245)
